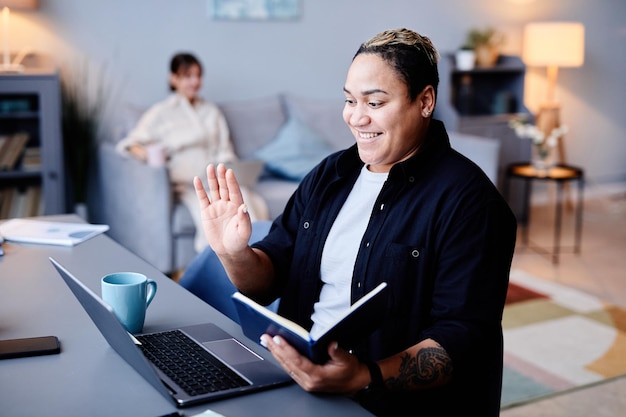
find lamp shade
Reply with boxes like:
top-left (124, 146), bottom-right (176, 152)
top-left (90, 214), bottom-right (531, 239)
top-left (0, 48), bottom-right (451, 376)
top-left (0, 0), bottom-right (38, 9)
top-left (523, 22), bottom-right (585, 67)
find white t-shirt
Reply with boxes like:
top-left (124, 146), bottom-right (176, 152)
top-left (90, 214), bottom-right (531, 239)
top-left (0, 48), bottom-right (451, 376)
top-left (309, 165), bottom-right (388, 339)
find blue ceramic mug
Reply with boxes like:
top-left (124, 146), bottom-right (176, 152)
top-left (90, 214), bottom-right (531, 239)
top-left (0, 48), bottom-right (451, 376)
top-left (101, 272), bottom-right (157, 333)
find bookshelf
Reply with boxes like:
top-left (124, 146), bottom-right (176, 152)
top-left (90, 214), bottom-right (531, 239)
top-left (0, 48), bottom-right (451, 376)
top-left (0, 70), bottom-right (66, 219)
top-left (434, 54), bottom-right (533, 219)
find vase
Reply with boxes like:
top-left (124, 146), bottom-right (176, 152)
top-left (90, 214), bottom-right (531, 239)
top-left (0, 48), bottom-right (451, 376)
top-left (531, 144), bottom-right (556, 174)
top-left (455, 49), bottom-right (475, 71)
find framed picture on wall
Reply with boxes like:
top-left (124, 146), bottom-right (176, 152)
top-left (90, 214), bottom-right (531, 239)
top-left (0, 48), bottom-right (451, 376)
top-left (208, 0), bottom-right (300, 21)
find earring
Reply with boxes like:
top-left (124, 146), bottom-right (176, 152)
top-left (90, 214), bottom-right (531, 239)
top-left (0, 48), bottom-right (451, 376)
top-left (423, 110), bottom-right (430, 117)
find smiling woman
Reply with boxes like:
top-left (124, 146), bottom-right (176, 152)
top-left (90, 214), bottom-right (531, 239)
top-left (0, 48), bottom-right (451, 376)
top-left (115, 52), bottom-right (269, 253)
top-left (192, 27), bottom-right (517, 417)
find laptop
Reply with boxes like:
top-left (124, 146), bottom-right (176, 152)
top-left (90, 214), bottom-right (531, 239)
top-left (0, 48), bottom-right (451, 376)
top-left (49, 257), bottom-right (291, 408)
top-left (225, 160), bottom-right (265, 188)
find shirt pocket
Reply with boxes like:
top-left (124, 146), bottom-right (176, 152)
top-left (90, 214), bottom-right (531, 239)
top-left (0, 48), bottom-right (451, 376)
top-left (384, 241), bottom-right (424, 269)
top-left (382, 242), bottom-right (428, 314)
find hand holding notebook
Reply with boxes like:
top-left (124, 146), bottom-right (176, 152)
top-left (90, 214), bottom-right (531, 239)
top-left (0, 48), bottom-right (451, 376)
top-left (232, 282), bottom-right (388, 364)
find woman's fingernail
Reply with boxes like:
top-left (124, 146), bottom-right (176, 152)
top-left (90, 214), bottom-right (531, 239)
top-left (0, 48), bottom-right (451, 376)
top-left (260, 335), bottom-right (268, 347)
top-left (273, 336), bottom-right (281, 345)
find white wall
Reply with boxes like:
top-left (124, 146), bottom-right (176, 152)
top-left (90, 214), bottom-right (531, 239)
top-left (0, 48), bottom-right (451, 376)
top-left (8, 0), bottom-right (626, 184)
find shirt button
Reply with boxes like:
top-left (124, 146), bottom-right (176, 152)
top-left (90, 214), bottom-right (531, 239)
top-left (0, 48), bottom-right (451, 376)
top-left (357, 282), bottom-right (361, 288)
top-left (366, 242), bottom-right (370, 247)
top-left (411, 249), bottom-right (420, 258)
top-left (380, 203), bottom-right (385, 211)
top-left (303, 221), bottom-right (310, 229)
top-left (408, 176), bottom-right (415, 183)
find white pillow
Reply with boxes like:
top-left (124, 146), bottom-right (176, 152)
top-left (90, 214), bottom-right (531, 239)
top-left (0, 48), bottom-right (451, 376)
top-left (254, 117), bottom-right (335, 181)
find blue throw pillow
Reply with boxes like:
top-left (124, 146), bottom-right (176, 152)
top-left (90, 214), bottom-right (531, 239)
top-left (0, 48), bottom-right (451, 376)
top-left (254, 117), bottom-right (334, 181)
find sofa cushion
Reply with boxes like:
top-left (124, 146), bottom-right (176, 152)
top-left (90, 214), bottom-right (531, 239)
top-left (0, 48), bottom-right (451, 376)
top-left (253, 116), bottom-right (335, 181)
top-left (217, 95), bottom-right (286, 160)
top-left (283, 94), bottom-right (354, 151)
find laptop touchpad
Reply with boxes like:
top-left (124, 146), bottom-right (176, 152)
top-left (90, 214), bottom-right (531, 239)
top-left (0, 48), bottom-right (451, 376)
top-left (203, 339), bottom-right (263, 365)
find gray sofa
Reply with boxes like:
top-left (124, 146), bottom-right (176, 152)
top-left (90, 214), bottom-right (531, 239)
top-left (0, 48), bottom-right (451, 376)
top-left (89, 93), bottom-right (500, 274)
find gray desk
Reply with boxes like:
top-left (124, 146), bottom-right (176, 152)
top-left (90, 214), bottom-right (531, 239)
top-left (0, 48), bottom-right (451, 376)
top-left (0, 215), bottom-right (372, 417)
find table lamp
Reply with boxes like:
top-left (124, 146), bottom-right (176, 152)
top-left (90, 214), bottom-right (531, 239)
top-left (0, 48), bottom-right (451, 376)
top-left (0, 0), bottom-right (39, 73)
top-left (522, 22), bottom-right (585, 163)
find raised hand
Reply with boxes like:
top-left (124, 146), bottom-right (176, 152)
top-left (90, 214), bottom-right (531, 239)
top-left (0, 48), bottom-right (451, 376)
top-left (193, 163), bottom-right (252, 256)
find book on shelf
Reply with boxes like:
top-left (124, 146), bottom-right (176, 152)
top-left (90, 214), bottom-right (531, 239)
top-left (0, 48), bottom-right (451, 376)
top-left (8, 189), bottom-right (26, 219)
top-left (23, 186), bottom-right (42, 217)
top-left (0, 218), bottom-right (109, 246)
top-left (0, 187), bottom-right (16, 219)
top-left (20, 147), bottom-right (42, 171)
top-left (232, 282), bottom-right (388, 364)
top-left (0, 136), bottom-right (10, 168)
top-left (0, 186), bottom-right (43, 219)
top-left (0, 132), bottom-right (30, 170)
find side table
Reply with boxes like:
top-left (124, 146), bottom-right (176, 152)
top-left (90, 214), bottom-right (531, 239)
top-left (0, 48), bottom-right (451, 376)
top-left (503, 163), bottom-right (584, 264)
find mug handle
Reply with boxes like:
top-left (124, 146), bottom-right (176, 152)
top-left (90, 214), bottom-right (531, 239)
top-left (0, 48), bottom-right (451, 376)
top-left (146, 279), bottom-right (157, 307)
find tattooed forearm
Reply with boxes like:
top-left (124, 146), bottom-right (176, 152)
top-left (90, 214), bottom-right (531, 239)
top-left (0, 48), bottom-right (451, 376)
top-left (386, 346), bottom-right (453, 390)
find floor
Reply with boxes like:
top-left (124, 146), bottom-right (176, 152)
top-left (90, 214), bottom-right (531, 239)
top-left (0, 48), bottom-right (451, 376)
top-left (500, 180), bottom-right (626, 416)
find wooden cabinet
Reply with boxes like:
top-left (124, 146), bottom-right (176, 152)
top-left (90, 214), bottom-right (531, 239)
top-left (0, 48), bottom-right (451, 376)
top-left (435, 54), bottom-right (533, 219)
top-left (0, 71), bottom-right (66, 218)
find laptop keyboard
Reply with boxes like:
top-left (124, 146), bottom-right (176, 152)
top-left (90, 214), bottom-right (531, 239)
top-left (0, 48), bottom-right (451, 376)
top-left (136, 330), bottom-right (250, 396)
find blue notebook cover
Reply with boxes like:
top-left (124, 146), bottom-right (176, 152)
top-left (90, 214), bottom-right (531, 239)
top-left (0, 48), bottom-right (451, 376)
top-left (232, 282), bottom-right (388, 364)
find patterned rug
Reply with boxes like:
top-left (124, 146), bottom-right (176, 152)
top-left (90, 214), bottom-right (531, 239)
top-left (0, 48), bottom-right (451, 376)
top-left (501, 270), bottom-right (626, 408)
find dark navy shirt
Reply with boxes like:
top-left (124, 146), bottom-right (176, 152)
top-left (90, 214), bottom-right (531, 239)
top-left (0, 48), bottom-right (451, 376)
top-left (253, 120), bottom-right (517, 416)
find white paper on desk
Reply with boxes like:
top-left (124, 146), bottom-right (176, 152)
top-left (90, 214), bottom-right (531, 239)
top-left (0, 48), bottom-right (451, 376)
top-left (0, 219), bottom-right (109, 246)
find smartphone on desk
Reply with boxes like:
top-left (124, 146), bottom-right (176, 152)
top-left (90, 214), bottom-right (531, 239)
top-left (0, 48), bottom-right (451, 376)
top-left (0, 336), bottom-right (61, 359)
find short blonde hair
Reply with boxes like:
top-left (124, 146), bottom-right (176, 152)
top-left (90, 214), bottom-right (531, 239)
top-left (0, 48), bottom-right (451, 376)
top-left (356, 28), bottom-right (440, 101)
top-left (362, 28), bottom-right (439, 65)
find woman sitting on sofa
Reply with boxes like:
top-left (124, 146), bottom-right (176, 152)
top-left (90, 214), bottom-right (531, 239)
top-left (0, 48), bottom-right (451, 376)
top-left (116, 52), bottom-right (268, 252)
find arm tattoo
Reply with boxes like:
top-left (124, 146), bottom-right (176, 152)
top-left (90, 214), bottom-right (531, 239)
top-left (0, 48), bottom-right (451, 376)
top-left (387, 346), bottom-right (453, 390)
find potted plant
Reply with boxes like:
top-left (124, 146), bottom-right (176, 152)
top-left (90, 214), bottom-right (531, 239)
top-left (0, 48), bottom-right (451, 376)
top-left (464, 27), bottom-right (504, 67)
top-left (60, 59), bottom-right (112, 218)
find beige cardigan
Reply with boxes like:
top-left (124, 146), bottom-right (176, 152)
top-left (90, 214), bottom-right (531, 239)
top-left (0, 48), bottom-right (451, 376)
top-left (116, 93), bottom-right (268, 251)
